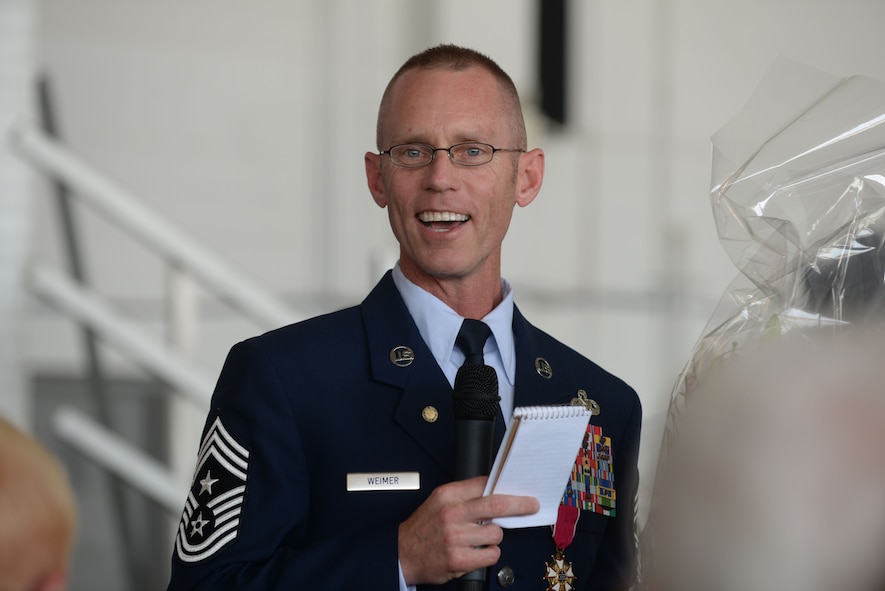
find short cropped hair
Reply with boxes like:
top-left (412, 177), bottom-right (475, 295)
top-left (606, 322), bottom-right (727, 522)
top-left (376, 44), bottom-right (527, 150)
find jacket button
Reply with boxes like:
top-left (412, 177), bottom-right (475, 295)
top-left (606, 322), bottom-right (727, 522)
top-left (497, 566), bottom-right (515, 588)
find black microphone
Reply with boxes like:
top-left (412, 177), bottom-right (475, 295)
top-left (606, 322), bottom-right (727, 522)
top-left (452, 362), bottom-right (500, 591)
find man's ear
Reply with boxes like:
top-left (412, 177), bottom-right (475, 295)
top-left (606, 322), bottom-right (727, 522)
top-left (365, 152), bottom-right (387, 208)
top-left (515, 148), bottom-right (544, 208)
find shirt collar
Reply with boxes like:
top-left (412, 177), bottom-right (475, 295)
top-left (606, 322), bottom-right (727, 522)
top-left (391, 263), bottom-right (516, 387)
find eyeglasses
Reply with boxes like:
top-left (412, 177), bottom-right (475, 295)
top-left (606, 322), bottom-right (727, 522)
top-left (379, 142), bottom-right (525, 168)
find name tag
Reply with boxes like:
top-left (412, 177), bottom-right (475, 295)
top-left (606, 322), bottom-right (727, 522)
top-left (346, 471), bottom-right (420, 491)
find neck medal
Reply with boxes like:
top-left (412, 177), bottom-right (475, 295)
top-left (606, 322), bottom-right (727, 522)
top-left (544, 503), bottom-right (579, 591)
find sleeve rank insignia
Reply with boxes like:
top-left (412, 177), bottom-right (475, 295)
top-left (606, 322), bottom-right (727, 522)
top-left (174, 416), bottom-right (250, 563)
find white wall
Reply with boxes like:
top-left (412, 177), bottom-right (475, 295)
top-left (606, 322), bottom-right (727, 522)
top-left (0, 0), bottom-right (36, 427)
top-left (17, 0), bottom-right (885, 530)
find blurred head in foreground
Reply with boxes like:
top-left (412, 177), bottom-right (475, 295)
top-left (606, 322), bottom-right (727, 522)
top-left (0, 416), bottom-right (76, 591)
top-left (642, 61), bottom-right (885, 590)
top-left (643, 332), bottom-right (885, 591)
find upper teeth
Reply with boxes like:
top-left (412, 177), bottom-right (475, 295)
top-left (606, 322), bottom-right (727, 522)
top-left (418, 212), bottom-right (469, 222)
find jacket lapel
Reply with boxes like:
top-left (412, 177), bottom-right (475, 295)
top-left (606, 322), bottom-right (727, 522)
top-left (361, 272), bottom-right (457, 476)
top-left (513, 306), bottom-right (575, 408)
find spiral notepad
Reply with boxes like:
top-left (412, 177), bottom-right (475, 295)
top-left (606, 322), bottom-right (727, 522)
top-left (483, 404), bottom-right (592, 529)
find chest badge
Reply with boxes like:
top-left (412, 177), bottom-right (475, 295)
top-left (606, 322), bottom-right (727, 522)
top-left (570, 390), bottom-right (600, 415)
top-left (389, 345), bottom-right (414, 367)
top-left (535, 357), bottom-right (553, 379)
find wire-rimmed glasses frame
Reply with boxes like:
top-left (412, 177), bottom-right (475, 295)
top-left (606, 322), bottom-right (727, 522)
top-left (379, 142), bottom-right (526, 168)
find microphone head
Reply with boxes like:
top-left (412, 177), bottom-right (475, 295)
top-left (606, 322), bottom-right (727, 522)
top-left (452, 363), bottom-right (500, 421)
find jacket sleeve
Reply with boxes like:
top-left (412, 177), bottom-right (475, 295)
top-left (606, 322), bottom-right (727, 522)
top-left (166, 339), bottom-right (402, 590)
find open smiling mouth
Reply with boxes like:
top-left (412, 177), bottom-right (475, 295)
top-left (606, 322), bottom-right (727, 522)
top-left (417, 211), bottom-right (470, 231)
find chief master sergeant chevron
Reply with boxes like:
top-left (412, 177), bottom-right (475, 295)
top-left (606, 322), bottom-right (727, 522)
top-left (166, 43), bottom-right (641, 591)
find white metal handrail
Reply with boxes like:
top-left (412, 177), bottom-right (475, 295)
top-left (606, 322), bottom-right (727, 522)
top-left (9, 123), bottom-right (301, 331)
top-left (54, 405), bottom-right (186, 513)
top-left (29, 263), bottom-right (215, 408)
top-left (8, 122), bottom-right (306, 520)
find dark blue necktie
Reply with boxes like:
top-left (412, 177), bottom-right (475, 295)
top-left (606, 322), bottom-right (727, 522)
top-left (456, 319), bottom-right (492, 365)
top-left (456, 318), bottom-right (506, 453)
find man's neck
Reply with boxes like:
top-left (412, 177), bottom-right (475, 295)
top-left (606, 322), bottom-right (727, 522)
top-left (398, 263), bottom-right (502, 319)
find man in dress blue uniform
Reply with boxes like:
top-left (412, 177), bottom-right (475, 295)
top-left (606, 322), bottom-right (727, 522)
top-left (167, 44), bottom-right (641, 590)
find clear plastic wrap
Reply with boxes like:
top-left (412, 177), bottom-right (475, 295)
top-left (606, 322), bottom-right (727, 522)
top-left (640, 59), bottom-right (885, 591)
top-left (667, 57), bottom-right (885, 435)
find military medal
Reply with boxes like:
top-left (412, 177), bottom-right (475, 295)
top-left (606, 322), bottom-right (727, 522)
top-left (563, 423), bottom-right (617, 517)
top-left (545, 549), bottom-right (576, 591)
top-left (544, 504), bottom-right (579, 591)
top-left (545, 417), bottom-right (619, 589)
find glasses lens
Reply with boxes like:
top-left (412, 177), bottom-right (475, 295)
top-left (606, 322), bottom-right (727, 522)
top-left (390, 144), bottom-right (433, 167)
top-left (450, 143), bottom-right (494, 166)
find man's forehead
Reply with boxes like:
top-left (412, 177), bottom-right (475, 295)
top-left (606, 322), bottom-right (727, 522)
top-left (380, 67), bottom-right (510, 138)
top-left (392, 65), bottom-right (499, 94)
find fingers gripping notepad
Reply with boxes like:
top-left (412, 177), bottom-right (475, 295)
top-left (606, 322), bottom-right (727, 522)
top-left (482, 405), bottom-right (592, 528)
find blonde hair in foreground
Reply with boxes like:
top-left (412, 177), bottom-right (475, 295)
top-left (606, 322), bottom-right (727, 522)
top-left (0, 416), bottom-right (76, 591)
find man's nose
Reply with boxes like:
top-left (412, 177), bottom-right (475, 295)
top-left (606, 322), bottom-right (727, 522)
top-left (424, 149), bottom-right (458, 189)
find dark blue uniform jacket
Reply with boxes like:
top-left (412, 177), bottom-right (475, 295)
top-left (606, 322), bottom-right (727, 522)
top-left (167, 272), bottom-right (641, 590)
